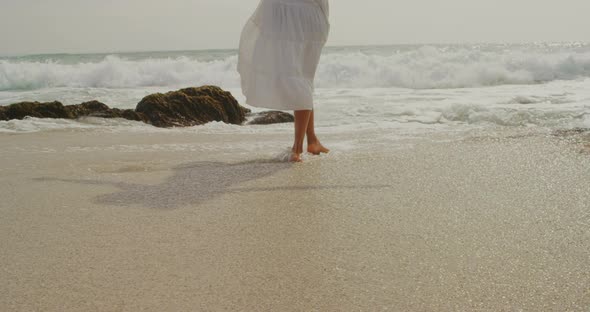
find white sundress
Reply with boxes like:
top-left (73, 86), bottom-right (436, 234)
top-left (237, 0), bottom-right (330, 111)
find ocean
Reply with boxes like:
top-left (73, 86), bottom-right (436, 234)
top-left (1, 43), bottom-right (589, 137)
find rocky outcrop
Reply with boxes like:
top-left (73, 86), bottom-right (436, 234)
top-left (0, 86), bottom-right (256, 128)
top-left (0, 100), bottom-right (147, 122)
top-left (1, 101), bottom-right (72, 120)
top-left (66, 101), bottom-right (147, 122)
top-left (248, 111), bottom-right (294, 125)
top-left (136, 86), bottom-right (250, 127)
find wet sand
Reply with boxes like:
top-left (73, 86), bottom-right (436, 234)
top-left (1, 128), bottom-right (589, 311)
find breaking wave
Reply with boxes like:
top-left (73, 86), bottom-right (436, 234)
top-left (2, 45), bottom-right (590, 91)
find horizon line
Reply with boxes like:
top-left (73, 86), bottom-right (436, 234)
top-left (1, 41), bottom-right (589, 58)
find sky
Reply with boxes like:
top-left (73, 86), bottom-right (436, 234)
top-left (1, 0), bottom-right (589, 55)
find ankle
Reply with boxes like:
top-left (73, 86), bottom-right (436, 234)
top-left (292, 145), bottom-right (304, 154)
top-left (307, 136), bottom-right (319, 145)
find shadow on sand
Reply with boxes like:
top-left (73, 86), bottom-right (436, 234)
top-left (34, 160), bottom-right (392, 209)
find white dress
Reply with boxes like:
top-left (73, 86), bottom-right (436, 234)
top-left (238, 0), bottom-right (330, 111)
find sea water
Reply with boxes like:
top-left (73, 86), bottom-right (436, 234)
top-left (1, 43), bottom-right (589, 136)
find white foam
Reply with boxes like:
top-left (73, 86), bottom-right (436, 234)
top-left (0, 116), bottom-right (157, 133)
top-left (0, 55), bottom-right (240, 91)
top-left (0, 115), bottom-right (294, 135)
top-left (316, 46), bottom-right (590, 89)
top-left (2, 45), bottom-right (590, 92)
top-left (576, 113), bottom-right (590, 129)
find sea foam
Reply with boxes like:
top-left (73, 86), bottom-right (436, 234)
top-left (2, 45), bottom-right (590, 91)
top-left (0, 55), bottom-right (240, 91)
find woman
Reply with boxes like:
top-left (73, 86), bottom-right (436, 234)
top-left (238, 0), bottom-right (330, 162)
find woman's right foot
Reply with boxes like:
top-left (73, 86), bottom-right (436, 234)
top-left (307, 142), bottom-right (330, 155)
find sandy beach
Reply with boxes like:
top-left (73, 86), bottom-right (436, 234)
top-left (1, 127), bottom-right (589, 311)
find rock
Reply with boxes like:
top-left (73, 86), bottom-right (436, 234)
top-left (248, 111), bottom-right (294, 125)
top-left (65, 100), bottom-right (110, 117)
top-left (111, 108), bottom-right (149, 122)
top-left (65, 101), bottom-right (148, 122)
top-left (1, 86), bottom-right (252, 128)
top-left (0, 100), bottom-right (148, 123)
top-left (136, 86), bottom-right (250, 128)
top-left (2, 101), bottom-right (73, 120)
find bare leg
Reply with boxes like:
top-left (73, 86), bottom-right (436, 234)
top-left (290, 110), bottom-right (313, 162)
top-left (306, 110), bottom-right (330, 155)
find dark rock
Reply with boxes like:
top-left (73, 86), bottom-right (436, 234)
top-left (136, 86), bottom-right (249, 128)
top-left (112, 108), bottom-right (149, 122)
top-left (0, 106), bottom-right (6, 120)
top-left (65, 101), bottom-right (148, 122)
top-left (1, 86), bottom-right (252, 128)
top-left (248, 111), bottom-right (294, 125)
top-left (0, 100), bottom-right (148, 123)
top-left (2, 101), bottom-right (73, 120)
top-left (65, 100), bottom-right (112, 118)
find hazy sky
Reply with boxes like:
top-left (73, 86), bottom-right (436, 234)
top-left (1, 0), bottom-right (589, 55)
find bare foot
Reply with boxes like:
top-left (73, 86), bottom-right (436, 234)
top-left (307, 142), bottom-right (330, 155)
top-left (289, 149), bottom-right (303, 162)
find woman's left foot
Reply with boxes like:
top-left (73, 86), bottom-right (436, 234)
top-left (289, 152), bottom-right (303, 162)
top-left (307, 142), bottom-right (330, 155)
